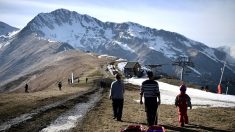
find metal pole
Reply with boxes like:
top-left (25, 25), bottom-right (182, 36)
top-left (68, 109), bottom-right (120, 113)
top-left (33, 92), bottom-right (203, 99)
top-left (226, 86), bottom-right (229, 95)
top-left (71, 72), bottom-right (74, 84)
top-left (226, 81), bottom-right (229, 95)
top-left (181, 67), bottom-right (184, 81)
top-left (219, 61), bottom-right (226, 84)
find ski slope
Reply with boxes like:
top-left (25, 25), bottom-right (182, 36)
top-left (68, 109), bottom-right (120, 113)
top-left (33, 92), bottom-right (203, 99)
top-left (126, 78), bottom-right (235, 108)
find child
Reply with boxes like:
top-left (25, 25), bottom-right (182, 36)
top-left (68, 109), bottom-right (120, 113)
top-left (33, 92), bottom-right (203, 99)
top-left (175, 84), bottom-right (192, 127)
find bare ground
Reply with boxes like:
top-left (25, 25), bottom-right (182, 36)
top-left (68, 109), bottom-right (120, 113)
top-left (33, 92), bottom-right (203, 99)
top-left (74, 83), bottom-right (235, 132)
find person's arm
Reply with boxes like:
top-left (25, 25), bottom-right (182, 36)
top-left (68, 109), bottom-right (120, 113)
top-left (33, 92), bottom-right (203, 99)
top-left (140, 85), bottom-right (143, 104)
top-left (122, 81), bottom-right (125, 94)
top-left (155, 82), bottom-right (161, 105)
top-left (157, 93), bottom-right (161, 105)
top-left (187, 95), bottom-right (192, 109)
top-left (109, 82), bottom-right (113, 99)
top-left (175, 96), bottom-right (178, 107)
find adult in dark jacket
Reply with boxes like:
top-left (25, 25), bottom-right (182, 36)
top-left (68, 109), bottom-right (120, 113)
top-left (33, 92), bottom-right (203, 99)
top-left (109, 74), bottom-right (125, 121)
top-left (25, 83), bottom-right (29, 93)
top-left (175, 84), bottom-right (192, 127)
top-left (58, 81), bottom-right (62, 91)
top-left (140, 71), bottom-right (161, 126)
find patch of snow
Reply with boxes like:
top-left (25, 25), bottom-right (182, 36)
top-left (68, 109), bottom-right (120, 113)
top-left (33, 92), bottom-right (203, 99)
top-left (107, 64), bottom-right (118, 75)
top-left (178, 39), bottom-right (192, 47)
top-left (114, 41), bottom-right (135, 53)
top-left (0, 93), bottom-right (83, 131)
top-left (48, 39), bottom-right (57, 43)
top-left (98, 54), bottom-right (117, 59)
top-left (149, 46), bottom-right (155, 50)
top-left (104, 28), bottom-right (115, 39)
top-left (41, 89), bottom-right (102, 132)
top-left (8, 30), bottom-right (20, 37)
top-left (187, 66), bottom-right (201, 75)
top-left (115, 58), bottom-right (127, 62)
top-left (40, 21), bottom-right (86, 49)
top-left (127, 24), bottom-right (145, 37)
top-left (126, 78), bottom-right (235, 108)
top-left (117, 62), bottom-right (127, 71)
top-left (201, 48), bottom-right (218, 62)
top-left (147, 37), bottom-right (179, 58)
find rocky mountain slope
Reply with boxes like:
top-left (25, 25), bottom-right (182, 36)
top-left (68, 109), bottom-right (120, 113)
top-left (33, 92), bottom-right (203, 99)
top-left (1, 9), bottom-right (234, 93)
top-left (0, 21), bottom-right (19, 48)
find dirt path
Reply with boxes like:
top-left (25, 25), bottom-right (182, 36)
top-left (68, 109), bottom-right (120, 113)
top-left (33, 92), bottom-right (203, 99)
top-left (74, 84), bottom-right (235, 132)
top-left (0, 85), bottom-right (102, 132)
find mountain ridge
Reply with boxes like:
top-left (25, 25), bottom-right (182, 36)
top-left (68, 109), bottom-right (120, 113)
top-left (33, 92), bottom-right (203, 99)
top-left (1, 8), bottom-right (235, 94)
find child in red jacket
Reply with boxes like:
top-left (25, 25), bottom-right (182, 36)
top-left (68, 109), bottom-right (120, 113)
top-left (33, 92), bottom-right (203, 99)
top-left (175, 84), bottom-right (192, 127)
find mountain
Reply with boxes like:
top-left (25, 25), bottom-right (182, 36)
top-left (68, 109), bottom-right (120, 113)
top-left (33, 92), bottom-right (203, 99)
top-left (0, 21), bottom-right (19, 48)
top-left (0, 32), bottom-right (76, 92)
top-left (0, 21), bottom-right (19, 36)
top-left (1, 9), bottom-right (235, 94)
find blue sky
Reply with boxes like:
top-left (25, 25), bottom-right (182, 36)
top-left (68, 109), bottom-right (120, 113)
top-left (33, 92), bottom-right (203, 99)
top-left (0, 0), bottom-right (234, 48)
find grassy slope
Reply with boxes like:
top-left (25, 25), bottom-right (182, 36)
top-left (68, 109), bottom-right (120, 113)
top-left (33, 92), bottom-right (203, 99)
top-left (0, 61), bottom-right (110, 124)
top-left (75, 83), bottom-right (235, 132)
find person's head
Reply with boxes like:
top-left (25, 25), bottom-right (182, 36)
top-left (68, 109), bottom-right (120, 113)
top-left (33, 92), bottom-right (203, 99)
top-left (147, 71), bottom-right (153, 79)
top-left (115, 73), bottom-right (121, 80)
top-left (180, 84), bottom-right (186, 93)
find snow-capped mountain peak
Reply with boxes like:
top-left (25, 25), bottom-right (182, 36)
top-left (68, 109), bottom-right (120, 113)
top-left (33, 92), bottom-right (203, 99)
top-left (17, 9), bottom-right (235, 89)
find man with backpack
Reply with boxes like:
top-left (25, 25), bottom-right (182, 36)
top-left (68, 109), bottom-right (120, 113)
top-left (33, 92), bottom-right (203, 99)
top-left (175, 84), bottom-right (192, 127)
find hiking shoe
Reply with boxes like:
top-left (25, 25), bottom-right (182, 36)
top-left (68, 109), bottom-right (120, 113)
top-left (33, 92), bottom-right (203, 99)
top-left (180, 123), bottom-right (184, 127)
top-left (117, 119), bottom-right (122, 122)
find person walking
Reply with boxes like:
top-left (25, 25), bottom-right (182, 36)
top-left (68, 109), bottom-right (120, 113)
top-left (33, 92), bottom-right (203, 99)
top-left (109, 74), bottom-right (125, 121)
top-left (58, 81), bottom-right (62, 91)
top-left (25, 83), bottom-right (29, 93)
top-left (140, 71), bottom-right (161, 126)
top-left (175, 84), bottom-right (192, 127)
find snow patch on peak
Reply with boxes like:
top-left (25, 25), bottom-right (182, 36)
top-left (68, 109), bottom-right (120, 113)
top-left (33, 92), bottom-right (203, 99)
top-left (40, 21), bottom-right (86, 48)
top-left (127, 24), bottom-right (145, 37)
top-left (147, 36), bottom-right (183, 58)
top-left (113, 41), bottom-right (135, 53)
top-left (104, 28), bottom-right (114, 39)
top-left (187, 66), bottom-right (201, 75)
top-left (179, 39), bottom-right (192, 47)
top-left (201, 48), bottom-right (218, 62)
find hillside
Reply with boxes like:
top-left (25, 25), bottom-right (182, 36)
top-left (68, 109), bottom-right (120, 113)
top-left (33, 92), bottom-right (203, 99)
top-left (0, 56), bottom-right (113, 131)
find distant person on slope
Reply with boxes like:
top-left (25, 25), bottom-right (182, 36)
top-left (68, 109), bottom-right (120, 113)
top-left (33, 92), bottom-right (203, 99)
top-left (58, 81), bottom-right (62, 91)
top-left (140, 71), bottom-right (161, 126)
top-left (109, 74), bottom-right (125, 121)
top-left (25, 83), bottom-right (29, 93)
top-left (175, 84), bottom-right (192, 127)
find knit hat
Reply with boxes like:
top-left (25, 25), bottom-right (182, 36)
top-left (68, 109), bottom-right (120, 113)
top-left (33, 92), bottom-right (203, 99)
top-left (180, 84), bottom-right (186, 92)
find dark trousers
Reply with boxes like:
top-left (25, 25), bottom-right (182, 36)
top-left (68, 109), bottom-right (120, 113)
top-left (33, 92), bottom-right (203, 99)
top-left (144, 97), bottom-right (158, 126)
top-left (112, 99), bottom-right (124, 120)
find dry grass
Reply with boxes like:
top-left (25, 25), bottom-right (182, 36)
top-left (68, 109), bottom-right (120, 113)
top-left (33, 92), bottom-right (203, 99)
top-left (74, 84), bottom-right (235, 132)
top-left (0, 59), bottom-right (112, 124)
top-left (0, 84), bottom-right (89, 123)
